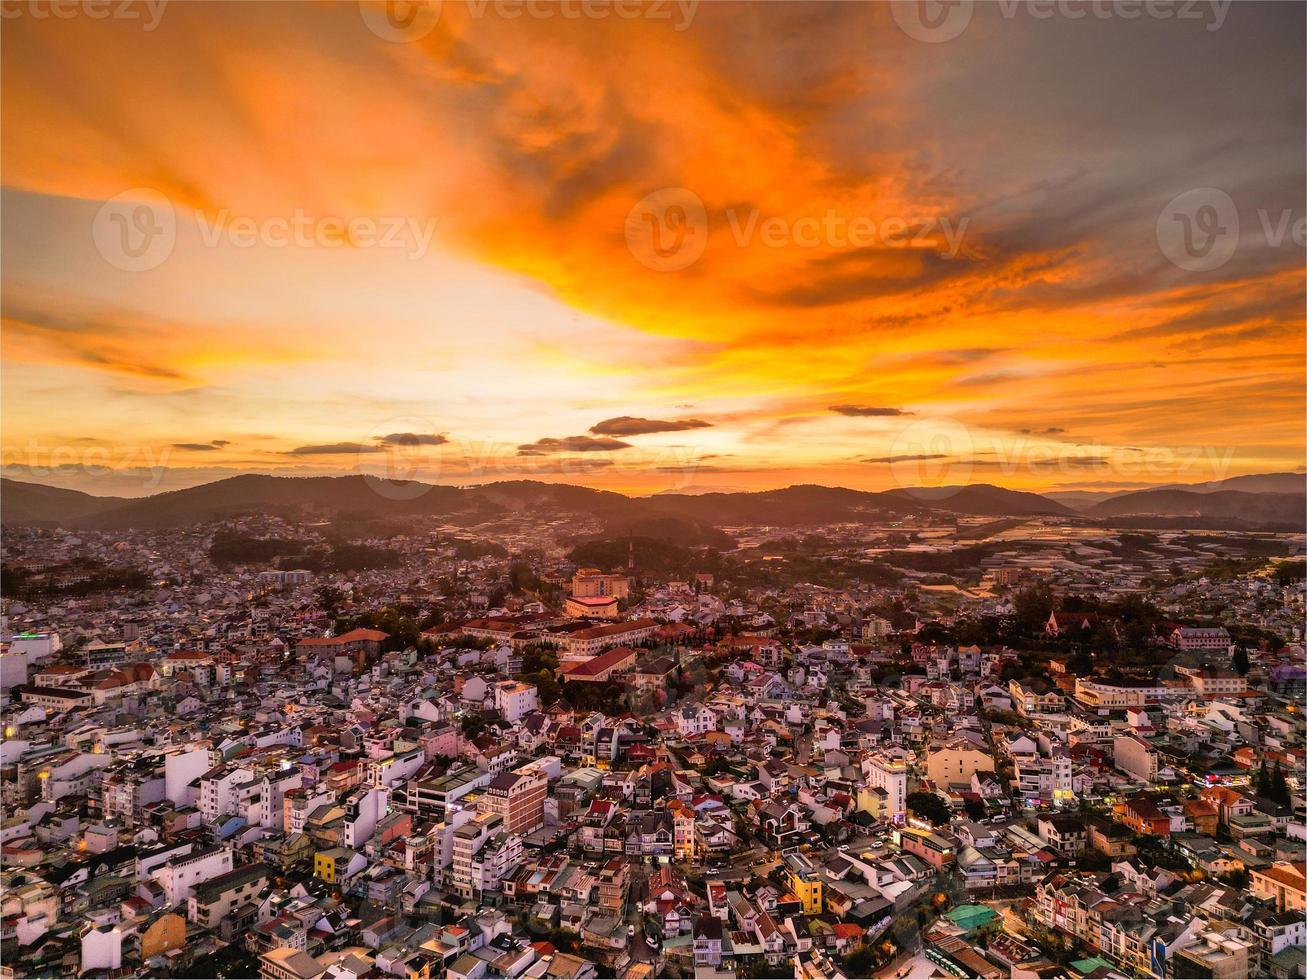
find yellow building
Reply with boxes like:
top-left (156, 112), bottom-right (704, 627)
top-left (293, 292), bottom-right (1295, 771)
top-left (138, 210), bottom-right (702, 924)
top-left (785, 853), bottom-right (824, 915)
top-left (1251, 862), bottom-right (1306, 913)
top-left (314, 850), bottom-right (335, 883)
top-left (669, 801), bottom-right (696, 861)
top-left (314, 846), bottom-right (356, 884)
top-left (139, 912), bottom-right (186, 960)
top-left (925, 737), bottom-right (994, 790)
top-left (856, 785), bottom-right (886, 820)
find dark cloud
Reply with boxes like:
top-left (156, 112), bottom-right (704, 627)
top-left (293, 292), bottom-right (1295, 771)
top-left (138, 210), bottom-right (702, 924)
top-left (1027, 456), bottom-right (1112, 470)
top-left (172, 442), bottom-right (222, 451)
top-left (830, 405), bottom-right (911, 417)
top-left (376, 432), bottom-right (449, 446)
top-left (516, 435), bottom-right (632, 456)
top-left (1111, 285), bottom-right (1303, 343)
top-left (590, 416), bottom-right (712, 436)
top-left (210, 440), bottom-right (230, 447)
top-left (863, 453), bottom-right (948, 464)
top-left (2, 292), bottom-right (192, 381)
top-left (286, 442), bottom-right (383, 455)
top-left (754, 248), bottom-right (976, 309)
top-left (931, 347), bottom-right (1009, 365)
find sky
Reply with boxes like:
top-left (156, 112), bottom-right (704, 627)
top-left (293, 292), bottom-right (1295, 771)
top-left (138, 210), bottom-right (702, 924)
top-left (2, 0), bottom-right (1304, 498)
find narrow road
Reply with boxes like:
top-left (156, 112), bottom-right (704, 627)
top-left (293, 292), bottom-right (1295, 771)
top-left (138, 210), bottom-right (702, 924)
top-left (626, 861), bottom-right (656, 964)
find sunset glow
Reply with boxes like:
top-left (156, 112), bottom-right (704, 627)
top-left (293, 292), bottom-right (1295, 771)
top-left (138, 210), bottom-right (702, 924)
top-left (3, 0), bottom-right (1303, 496)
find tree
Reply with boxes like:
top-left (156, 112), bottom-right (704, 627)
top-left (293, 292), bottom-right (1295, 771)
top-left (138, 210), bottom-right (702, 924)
top-left (1065, 651), bottom-right (1094, 676)
top-left (1232, 647), bottom-right (1250, 676)
top-left (1014, 582), bottom-right (1055, 634)
top-left (508, 561), bottom-right (539, 594)
top-left (526, 669), bottom-right (562, 707)
top-left (1256, 761), bottom-right (1271, 798)
top-left (1270, 761), bottom-right (1290, 805)
top-left (906, 792), bottom-right (951, 826)
top-left (843, 946), bottom-right (878, 977)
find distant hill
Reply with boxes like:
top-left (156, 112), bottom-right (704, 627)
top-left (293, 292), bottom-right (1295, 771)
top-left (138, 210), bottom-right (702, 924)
top-left (882, 484), bottom-right (1076, 517)
top-left (1089, 488), bottom-right (1306, 530)
top-left (1051, 472), bottom-right (1306, 511)
top-left (1, 479), bottom-right (128, 525)
top-left (67, 474), bottom-right (470, 530)
top-left (648, 484), bottom-right (921, 526)
top-left (1043, 489), bottom-right (1131, 508)
top-left (1167, 471), bottom-right (1305, 495)
top-left (3, 472), bottom-right (1301, 534)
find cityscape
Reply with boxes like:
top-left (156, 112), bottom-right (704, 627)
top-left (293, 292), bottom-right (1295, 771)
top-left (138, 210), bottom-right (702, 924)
top-left (2, 2), bottom-right (1306, 980)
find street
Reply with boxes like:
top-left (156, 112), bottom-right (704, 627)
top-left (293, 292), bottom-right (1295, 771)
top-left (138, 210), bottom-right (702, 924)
top-left (626, 860), bottom-right (657, 964)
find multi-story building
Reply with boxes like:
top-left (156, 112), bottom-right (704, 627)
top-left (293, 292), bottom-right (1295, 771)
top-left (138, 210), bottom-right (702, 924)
top-left (595, 856), bottom-right (629, 916)
top-left (1171, 929), bottom-right (1253, 980)
top-left (785, 852), bottom-right (824, 914)
top-left (1037, 816), bottom-right (1088, 856)
top-left (451, 812), bottom-right (523, 901)
top-left (480, 763), bottom-right (547, 836)
top-left (863, 749), bottom-right (909, 821)
top-left (152, 845), bottom-right (233, 907)
top-left (669, 800), bottom-right (696, 861)
top-left (1008, 678), bottom-right (1065, 717)
top-left (925, 736), bottom-right (993, 790)
top-left (896, 827), bottom-right (956, 870)
top-left (1249, 908), bottom-right (1306, 976)
top-left (492, 680), bottom-right (539, 724)
top-left (1114, 734), bottom-right (1160, 782)
top-left (1012, 746), bottom-right (1073, 804)
top-left (571, 569), bottom-right (631, 599)
top-left (559, 620), bottom-right (657, 660)
top-left (1251, 862), bottom-right (1307, 914)
top-left (1075, 677), bottom-right (1170, 709)
top-left (83, 640), bottom-right (128, 669)
top-left (199, 766), bottom-right (254, 824)
top-left (1189, 669), bottom-right (1248, 698)
top-left (1172, 626), bottom-right (1232, 651)
top-left (187, 862), bottom-right (269, 937)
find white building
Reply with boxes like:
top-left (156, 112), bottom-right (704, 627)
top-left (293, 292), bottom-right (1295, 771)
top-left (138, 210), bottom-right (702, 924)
top-left (152, 845), bottom-right (234, 907)
top-left (863, 749), bottom-right (909, 821)
top-left (451, 812), bottom-right (523, 900)
top-left (492, 680), bottom-right (539, 724)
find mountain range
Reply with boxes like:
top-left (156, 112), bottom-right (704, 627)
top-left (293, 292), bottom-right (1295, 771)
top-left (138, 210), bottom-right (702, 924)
top-left (3, 472), bottom-right (1302, 534)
